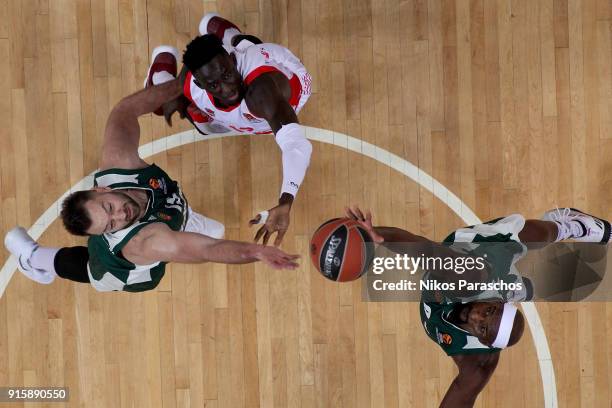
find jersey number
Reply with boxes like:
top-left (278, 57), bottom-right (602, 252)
top-left (229, 125), bottom-right (255, 133)
top-left (422, 303), bottom-right (432, 319)
top-left (166, 193), bottom-right (183, 211)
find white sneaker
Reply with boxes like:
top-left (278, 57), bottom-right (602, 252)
top-left (542, 208), bottom-right (611, 244)
top-left (143, 45), bottom-right (180, 88)
top-left (198, 13), bottom-right (242, 49)
top-left (198, 12), bottom-right (241, 37)
top-left (4, 227), bottom-right (55, 284)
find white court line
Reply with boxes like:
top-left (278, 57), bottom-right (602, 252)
top-left (0, 126), bottom-right (557, 407)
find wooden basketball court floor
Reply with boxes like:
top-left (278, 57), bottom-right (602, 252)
top-left (0, 0), bottom-right (611, 407)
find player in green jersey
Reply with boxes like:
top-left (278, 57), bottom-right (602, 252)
top-left (345, 205), bottom-right (609, 408)
top-left (5, 80), bottom-right (299, 292)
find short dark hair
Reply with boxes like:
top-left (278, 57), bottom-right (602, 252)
top-left (60, 190), bottom-right (94, 236)
top-left (182, 34), bottom-right (228, 72)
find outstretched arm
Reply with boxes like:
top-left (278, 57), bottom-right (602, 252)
top-left (345, 206), bottom-right (435, 253)
top-left (440, 353), bottom-right (500, 408)
top-left (246, 72), bottom-right (313, 245)
top-left (345, 206), bottom-right (489, 283)
top-left (122, 222), bottom-right (300, 269)
top-left (100, 80), bottom-right (183, 170)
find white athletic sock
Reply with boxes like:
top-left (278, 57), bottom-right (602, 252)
top-left (28, 246), bottom-right (60, 283)
top-left (223, 28), bottom-right (241, 48)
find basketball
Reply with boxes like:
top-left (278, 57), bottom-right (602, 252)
top-left (310, 218), bottom-right (375, 282)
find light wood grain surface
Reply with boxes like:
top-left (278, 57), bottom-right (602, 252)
top-left (0, 0), bottom-right (610, 407)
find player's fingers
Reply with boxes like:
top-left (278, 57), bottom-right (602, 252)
top-left (250, 210), bottom-right (269, 226)
top-left (269, 257), bottom-right (286, 269)
top-left (344, 206), bottom-right (355, 219)
top-left (284, 260), bottom-right (299, 269)
top-left (262, 229), bottom-right (273, 246)
top-left (276, 256), bottom-right (299, 269)
top-left (254, 226), bottom-right (266, 242)
top-left (274, 229), bottom-right (287, 247)
top-left (283, 255), bottom-right (300, 265)
top-left (353, 206), bottom-right (365, 221)
top-left (249, 214), bottom-right (262, 226)
top-left (366, 210), bottom-right (372, 223)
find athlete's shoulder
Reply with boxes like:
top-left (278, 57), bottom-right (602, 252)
top-left (122, 222), bottom-right (172, 250)
top-left (238, 41), bottom-right (289, 56)
top-left (94, 163), bottom-right (168, 188)
top-left (236, 42), bottom-right (292, 72)
top-left (121, 222), bottom-right (176, 264)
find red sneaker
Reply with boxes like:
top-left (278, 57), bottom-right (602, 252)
top-left (144, 45), bottom-right (180, 116)
top-left (198, 13), bottom-right (242, 41)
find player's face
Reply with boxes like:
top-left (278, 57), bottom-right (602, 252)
top-left (193, 53), bottom-right (244, 106)
top-left (84, 191), bottom-right (142, 235)
top-left (461, 302), bottom-right (504, 346)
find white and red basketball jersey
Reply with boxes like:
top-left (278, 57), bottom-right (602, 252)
top-left (183, 41), bottom-right (312, 134)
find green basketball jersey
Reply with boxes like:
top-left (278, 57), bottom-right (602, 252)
top-left (87, 164), bottom-right (188, 292)
top-left (439, 214), bottom-right (528, 302)
top-left (419, 301), bottom-right (500, 356)
top-left (419, 215), bottom-right (526, 355)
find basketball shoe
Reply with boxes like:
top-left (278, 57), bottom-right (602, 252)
top-left (198, 13), bottom-right (242, 48)
top-left (4, 227), bottom-right (56, 284)
top-left (542, 208), bottom-right (611, 244)
top-left (143, 45), bottom-right (180, 115)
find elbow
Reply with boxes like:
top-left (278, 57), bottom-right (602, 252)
top-left (301, 138), bottom-right (313, 162)
top-left (109, 98), bottom-right (137, 120)
top-left (277, 134), bottom-right (312, 162)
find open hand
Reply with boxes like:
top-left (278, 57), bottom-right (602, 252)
top-left (163, 95), bottom-right (189, 126)
top-left (249, 202), bottom-right (292, 246)
top-left (344, 205), bottom-right (384, 243)
top-left (253, 245), bottom-right (300, 269)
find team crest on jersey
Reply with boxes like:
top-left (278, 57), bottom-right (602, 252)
top-left (157, 212), bottom-right (171, 221)
top-left (205, 108), bottom-right (216, 117)
top-left (149, 177), bottom-right (167, 193)
top-left (260, 49), bottom-right (270, 59)
top-left (437, 332), bottom-right (453, 345)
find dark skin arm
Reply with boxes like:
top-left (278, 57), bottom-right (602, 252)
top-left (440, 353), bottom-right (500, 408)
top-left (244, 72), bottom-right (302, 245)
top-left (345, 206), bottom-right (489, 284)
top-left (160, 65), bottom-right (191, 126)
top-left (245, 71), bottom-right (297, 132)
top-left (168, 66), bottom-right (302, 246)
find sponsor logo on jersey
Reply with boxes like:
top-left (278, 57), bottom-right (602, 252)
top-left (205, 108), bottom-right (216, 117)
top-left (260, 49), bottom-right (270, 59)
top-left (149, 178), bottom-right (160, 189)
top-left (437, 332), bottom-right (453, 345)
